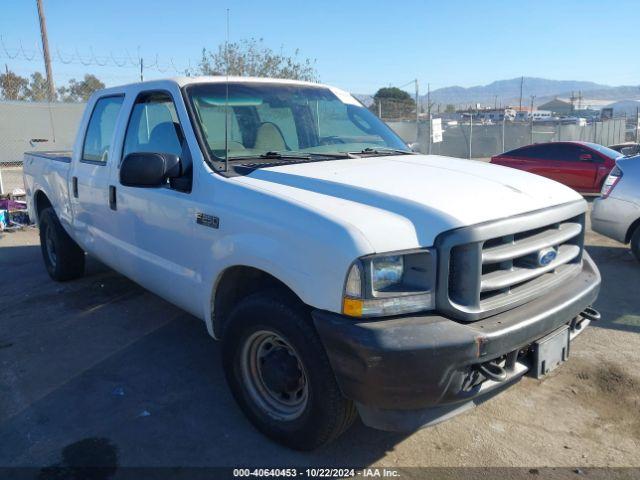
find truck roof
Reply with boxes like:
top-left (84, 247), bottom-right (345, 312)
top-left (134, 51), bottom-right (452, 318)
top-left (104, 76), bottom-right (332, 91)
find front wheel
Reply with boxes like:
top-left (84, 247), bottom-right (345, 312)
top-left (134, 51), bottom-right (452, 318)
top-left (222, 289), bottom-right (357, 450)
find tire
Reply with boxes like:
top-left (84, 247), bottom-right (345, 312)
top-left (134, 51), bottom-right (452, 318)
top-left (222, 289), bottom-right (357, 450)
top-left (38, 207), bottom-right (85, 281)
top-left (631, 225), bottom-right (640, 263)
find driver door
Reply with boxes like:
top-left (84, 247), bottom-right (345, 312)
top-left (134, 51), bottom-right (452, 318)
top-left (110, 90), bottom-right (200, 313)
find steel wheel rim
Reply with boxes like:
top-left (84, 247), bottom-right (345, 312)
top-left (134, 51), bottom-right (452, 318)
top-left (240, 330), bottom-right (308, 421)
top-left (44, 224), bottom-right (57, 267)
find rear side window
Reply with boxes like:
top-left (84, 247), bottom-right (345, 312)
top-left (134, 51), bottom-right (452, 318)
top-left (82, 96), bottom-right (124, 164)
top-left (552, 144), bottom-right (580, 162)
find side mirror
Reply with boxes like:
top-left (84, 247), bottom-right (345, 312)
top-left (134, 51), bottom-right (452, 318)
top-left (578, 153), bottom-right (592, 161)
top-left (120, 152), bottom-right (181, 187)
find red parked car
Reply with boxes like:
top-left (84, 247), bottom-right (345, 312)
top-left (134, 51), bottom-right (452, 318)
top-left (490, 141), bottom-right (622, 193)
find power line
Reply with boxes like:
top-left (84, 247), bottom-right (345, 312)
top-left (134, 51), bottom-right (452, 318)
top-left (0, 36), bottom-right (195, 75)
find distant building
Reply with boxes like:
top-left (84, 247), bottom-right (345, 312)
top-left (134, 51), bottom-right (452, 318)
top-left (477, 108), bottom-right (517, 122)
top-left (538, 98), bottom-right (573, 115)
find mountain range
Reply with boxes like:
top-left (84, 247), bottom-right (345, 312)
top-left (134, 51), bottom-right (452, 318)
top-left (356, 77), bottom-right (640, 108)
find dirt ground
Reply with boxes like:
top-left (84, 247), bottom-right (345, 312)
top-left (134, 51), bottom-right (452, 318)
top-left (0, 203), bottom-right (639, 474)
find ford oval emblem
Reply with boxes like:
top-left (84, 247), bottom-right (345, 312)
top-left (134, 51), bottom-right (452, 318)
top-left (537, 247), bottom-right (557, 267)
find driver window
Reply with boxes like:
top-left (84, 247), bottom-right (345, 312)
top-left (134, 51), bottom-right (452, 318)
top-left (123, 93), bottom-right (183, 158)
top-left (122, 92), bottom-right (192, 192)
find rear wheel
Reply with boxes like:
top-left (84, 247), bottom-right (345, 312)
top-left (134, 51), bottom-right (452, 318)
top-left (631, 225), bottom-right (640, 263)
top-left (222, 289), bottom-right (357, 450)
top-left (38, 207), bottom-right (85, 281)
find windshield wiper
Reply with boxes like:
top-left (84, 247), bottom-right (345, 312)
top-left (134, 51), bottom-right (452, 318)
top-left (352, 147), bottom-right (415, 156)
top-left (261, 151), bottom-right (311, 160)
top-left (229, 151), bottom-right (355, 161)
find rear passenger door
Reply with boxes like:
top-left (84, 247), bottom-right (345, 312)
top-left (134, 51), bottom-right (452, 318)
top-left (70, 95), bottom-right (125, 258)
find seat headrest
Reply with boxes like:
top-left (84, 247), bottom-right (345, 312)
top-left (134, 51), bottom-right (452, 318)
top-left (148, 122), bottom-right (183, 156)
top-left (254, 122), bottom-right (287, 152)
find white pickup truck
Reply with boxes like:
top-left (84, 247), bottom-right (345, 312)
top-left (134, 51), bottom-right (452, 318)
top-left (23, 77), bottom-right (601, 450)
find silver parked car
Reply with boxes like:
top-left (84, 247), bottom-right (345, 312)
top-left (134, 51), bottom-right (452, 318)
top-left (591, 156), bottom-right (640, 261)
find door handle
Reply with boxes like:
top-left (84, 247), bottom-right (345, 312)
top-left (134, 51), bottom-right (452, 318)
top-left (109, 185), bottom-right (117, 211)
top-left (72, 177), bottom-right (78, 198)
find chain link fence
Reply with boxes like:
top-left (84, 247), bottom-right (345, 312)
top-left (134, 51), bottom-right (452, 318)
top-left (386, 117), bottom-right (630, 158)
top-left (0, 71), bottom-right (87, 195)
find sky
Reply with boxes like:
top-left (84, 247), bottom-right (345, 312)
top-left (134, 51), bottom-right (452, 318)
top-left (1, 0), bottom-right (638, 94)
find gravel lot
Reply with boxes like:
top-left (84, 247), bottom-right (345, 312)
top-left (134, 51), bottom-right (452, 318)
top-left (1, 203), bottom-right (639, 473)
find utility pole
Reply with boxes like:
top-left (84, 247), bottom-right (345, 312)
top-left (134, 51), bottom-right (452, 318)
top-left (530, 95), bottom-right (535, 144)
top-left (502, 114), bottom-right (506, 153)
top-left (519, 76), bottom-right (524, 112)
top-left (140, 58), bottom-right (144, 81)
top-left (427, 83), bottom-right (432, 154)
top-left (468, 112), bottom-right (473, 160)
top-left (415, 79), bottom-right (419, 144)
top-left (36, 0), bottom-right (56, 101)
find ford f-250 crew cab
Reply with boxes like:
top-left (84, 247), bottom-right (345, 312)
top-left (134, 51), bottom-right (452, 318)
top-left (23, 77), bottom-right (601, 450)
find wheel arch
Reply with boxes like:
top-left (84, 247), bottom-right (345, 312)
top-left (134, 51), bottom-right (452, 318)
top-left (209, 265), bottom-right (304, 339)
top-left (626, 217), bottom-right (640, 244)
top-left (33, 189), bottom-right (53, 223)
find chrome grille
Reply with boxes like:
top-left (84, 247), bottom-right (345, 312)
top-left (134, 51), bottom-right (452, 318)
top-left (436, 201), bottom-right (586, 321)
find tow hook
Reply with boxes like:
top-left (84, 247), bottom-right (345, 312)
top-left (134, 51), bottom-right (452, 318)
top-left (581, 306), bottom-right (601, 322)
top-left (476, 361), bottom-right (508, 382)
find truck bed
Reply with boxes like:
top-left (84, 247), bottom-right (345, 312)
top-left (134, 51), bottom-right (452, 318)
top-left (24, 151), bottom-right (72, 164)
top-left (23, 150), bottom-right (73, 227)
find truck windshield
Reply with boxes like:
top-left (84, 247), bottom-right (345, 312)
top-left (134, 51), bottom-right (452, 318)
top-left (185, 82), bottom-right (409, 165)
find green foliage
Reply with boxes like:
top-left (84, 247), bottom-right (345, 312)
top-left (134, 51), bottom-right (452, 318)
top-left (0, 69), bottom-right (104, 102)
top-left (0, 70), bottom-right (28, 100)
top-left (373, 87), bottom-right (413, 102)
top-left (444, 104), bottom-right (456, 113)
top-left (24, 72), bottom-right (50, 101)
top-left (371, 87), bottom-right (416, 119)
top-left (57, 74), bottom-right (105, 102)
top-left (197, 38), bottom-right (319, 82)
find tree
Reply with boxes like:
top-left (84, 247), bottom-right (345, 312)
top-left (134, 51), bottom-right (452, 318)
top-left (0, 69), bottom-right (28, 100)
top-left (197, 38), bottom-right (319, 82)
top-left (444, 104), bottom-right (456, 113)
top-left (371, 87), bottom-right (416, 119)
top-left (24, 72), bottom-right (52, 101)
top-left (58, 74), bottom-right (105, 102)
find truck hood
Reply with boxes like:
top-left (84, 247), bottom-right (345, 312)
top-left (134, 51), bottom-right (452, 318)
top-left (233, 154), bottom-right (584, 252)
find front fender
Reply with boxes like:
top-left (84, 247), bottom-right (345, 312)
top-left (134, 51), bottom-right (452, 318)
top-left (200, 228), bottom-right (368, 338)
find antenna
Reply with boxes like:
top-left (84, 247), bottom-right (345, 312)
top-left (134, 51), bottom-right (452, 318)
top-left (224, 8), bottom-right (230, 172)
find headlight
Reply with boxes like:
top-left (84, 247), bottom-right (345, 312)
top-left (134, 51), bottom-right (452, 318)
top-left (342, 249), bottom-right (436, 318)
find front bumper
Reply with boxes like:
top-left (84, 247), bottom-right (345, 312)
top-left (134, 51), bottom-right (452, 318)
top-left (312, 252), bottom-right (601, 431)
